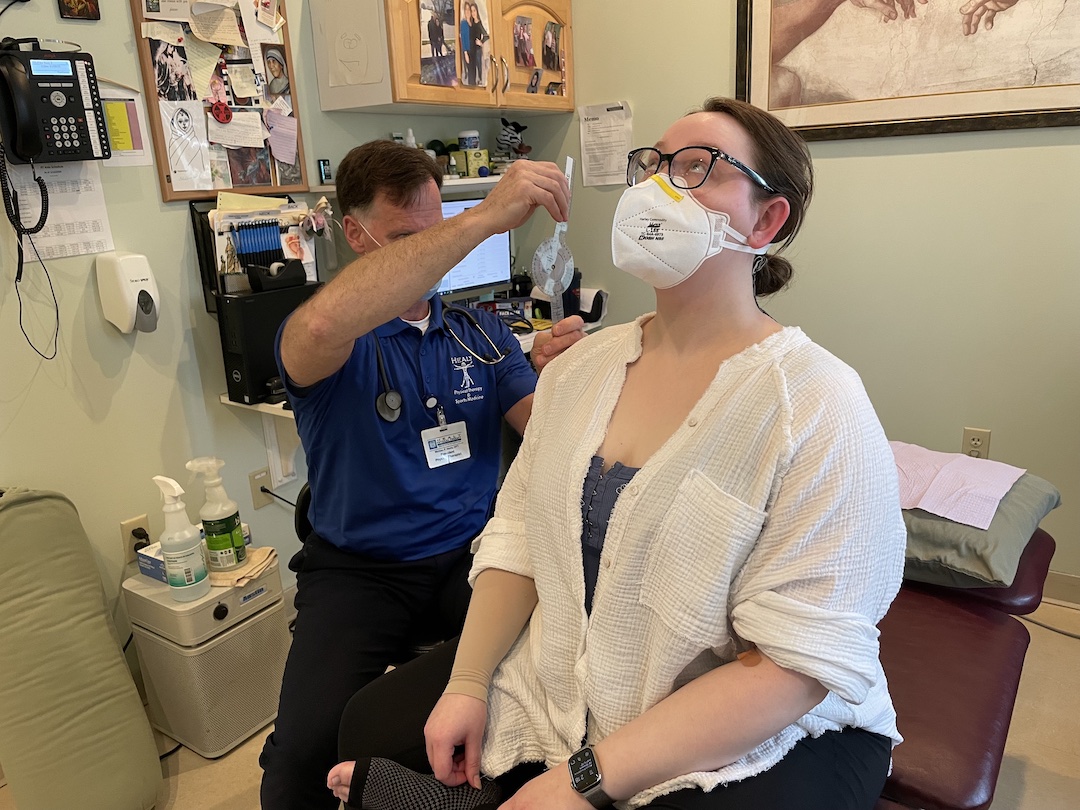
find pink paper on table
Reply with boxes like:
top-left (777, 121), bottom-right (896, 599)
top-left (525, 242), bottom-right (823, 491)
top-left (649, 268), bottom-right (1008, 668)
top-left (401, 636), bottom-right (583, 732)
top-left (889, 441), bottom-right (1025, 530)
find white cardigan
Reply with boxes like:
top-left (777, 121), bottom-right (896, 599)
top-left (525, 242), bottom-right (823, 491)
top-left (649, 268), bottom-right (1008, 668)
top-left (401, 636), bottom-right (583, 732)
top-left (471, 318), bottom-right (906, 807)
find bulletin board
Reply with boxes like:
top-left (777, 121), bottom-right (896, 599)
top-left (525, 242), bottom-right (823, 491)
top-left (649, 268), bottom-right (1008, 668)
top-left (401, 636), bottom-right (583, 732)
top-left (128, 0), bottom-right (309, 202)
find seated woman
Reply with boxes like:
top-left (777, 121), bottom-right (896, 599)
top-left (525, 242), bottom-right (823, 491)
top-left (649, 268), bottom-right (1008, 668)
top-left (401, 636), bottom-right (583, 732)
top-left (328, 96), bottom-right (906, 810)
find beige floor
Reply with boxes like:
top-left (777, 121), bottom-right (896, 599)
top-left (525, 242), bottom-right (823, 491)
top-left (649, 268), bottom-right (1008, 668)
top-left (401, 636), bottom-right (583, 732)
top-left (2, 602), bottom-right (1078, 809)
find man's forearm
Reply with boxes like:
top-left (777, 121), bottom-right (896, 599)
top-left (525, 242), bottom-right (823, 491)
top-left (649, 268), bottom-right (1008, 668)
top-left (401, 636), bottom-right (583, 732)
top-left (281, 208), bottom-right (493, 385)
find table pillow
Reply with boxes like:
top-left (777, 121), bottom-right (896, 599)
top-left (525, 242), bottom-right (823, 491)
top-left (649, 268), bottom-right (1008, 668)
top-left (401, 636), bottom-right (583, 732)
top-left (902, 473), bottom-right (1060, 588)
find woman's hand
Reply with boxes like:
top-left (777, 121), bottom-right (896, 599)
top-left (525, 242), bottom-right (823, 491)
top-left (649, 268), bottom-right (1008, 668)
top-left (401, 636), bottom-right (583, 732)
top-left (499, 766), bottom-right (592, 810)
top-left (424, 693), bottom-right (488, 788)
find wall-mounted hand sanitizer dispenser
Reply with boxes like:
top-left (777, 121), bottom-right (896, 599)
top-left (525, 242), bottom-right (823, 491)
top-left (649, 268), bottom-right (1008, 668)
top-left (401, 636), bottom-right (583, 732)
top-left (96, 251), bottom-right (159, 333)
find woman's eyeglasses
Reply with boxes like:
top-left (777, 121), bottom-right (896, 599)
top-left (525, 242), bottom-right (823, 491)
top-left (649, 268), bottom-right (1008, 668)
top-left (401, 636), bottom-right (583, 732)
top-left (626, 146), bottom-right (775, 193)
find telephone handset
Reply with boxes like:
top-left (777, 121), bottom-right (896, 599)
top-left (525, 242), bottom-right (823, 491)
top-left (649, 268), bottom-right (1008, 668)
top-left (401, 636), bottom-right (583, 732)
top-left (0, 39), bottom-right (111, 164)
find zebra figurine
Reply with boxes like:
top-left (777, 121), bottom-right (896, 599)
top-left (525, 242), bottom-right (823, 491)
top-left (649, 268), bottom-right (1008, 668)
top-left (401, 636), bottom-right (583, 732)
top-left (496, 118), bottom-right (530, 159)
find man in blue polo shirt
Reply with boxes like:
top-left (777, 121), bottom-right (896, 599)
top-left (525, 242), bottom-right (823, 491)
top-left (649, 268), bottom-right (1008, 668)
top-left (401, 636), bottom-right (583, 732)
top-left (261, 140), bottom-right (583, 810)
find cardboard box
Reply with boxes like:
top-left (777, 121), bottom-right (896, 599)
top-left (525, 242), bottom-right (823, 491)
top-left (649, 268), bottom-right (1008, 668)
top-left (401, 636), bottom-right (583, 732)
top-left (137, 523), bottom-right (251, 583)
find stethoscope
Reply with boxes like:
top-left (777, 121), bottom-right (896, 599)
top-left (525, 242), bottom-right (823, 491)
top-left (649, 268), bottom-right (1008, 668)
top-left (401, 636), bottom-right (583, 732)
top-left (374, 301), bottom-right (511, 423)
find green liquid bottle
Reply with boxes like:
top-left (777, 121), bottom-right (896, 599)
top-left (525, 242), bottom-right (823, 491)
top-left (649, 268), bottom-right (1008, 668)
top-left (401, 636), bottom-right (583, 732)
top-left (186, 457), bottom-right (247, 571)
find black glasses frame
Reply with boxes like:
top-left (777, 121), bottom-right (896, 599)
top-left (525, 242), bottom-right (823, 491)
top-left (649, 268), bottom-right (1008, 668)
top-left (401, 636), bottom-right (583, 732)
top-left (626, 146), bottom-right (775, 194)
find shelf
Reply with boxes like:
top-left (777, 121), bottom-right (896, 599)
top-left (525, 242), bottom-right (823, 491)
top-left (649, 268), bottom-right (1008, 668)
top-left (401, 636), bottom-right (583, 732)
top-left (308, 174), bottom-right (501, 199)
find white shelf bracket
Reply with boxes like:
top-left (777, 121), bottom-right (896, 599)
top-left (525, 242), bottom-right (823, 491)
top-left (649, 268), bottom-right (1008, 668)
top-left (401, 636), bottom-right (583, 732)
top-left (261, 412), bottom-right (301, 488)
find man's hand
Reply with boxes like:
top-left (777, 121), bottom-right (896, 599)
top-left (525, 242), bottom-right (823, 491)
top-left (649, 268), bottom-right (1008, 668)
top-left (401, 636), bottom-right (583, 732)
top-left (960, 0), bottom-right (1019, 34)
top-left (531, 315), bottom-right (585, 373)
top-left (472, 161), bottom-right (571, 235)
top-left (424, 693), bottom-right (488, 789)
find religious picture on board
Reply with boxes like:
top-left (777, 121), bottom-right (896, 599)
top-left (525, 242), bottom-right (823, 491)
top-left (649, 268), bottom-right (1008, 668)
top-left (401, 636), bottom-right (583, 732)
top-left (541, 22), bottom-right (562, 71)
top-left (57, 0), bottom-right (100, 20)
top-left (458, 0), bottom-right (491, 87)
top-left (513, 16), bottom-right (535, 68)
top-left (420, 0), bottom-right (459, 87)
top-left (227, 144), bottom-right (272, 186)
top-left (275, 158), bottom-right (302, 187)
top-left (209, 144), bottom-right (233, 189)
top-left (260, 44), bottom-right (291, 104)
top-left (160, 100), bottom-right (211, 191)
top-left (151, 38), bottom-right (197, 101)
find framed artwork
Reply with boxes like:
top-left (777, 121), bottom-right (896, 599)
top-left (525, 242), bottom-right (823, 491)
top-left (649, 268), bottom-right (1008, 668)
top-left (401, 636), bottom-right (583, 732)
top-left (128, 0), bottom-right (308, 201)
top-left (58, 0), bottom-right (101, 20)
top-left (736, 0), bottom-right (1080, 140)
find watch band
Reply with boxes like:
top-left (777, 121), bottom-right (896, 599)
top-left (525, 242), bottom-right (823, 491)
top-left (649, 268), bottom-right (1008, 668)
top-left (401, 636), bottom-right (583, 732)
top-left (581, 783), bottom-right (613, 808)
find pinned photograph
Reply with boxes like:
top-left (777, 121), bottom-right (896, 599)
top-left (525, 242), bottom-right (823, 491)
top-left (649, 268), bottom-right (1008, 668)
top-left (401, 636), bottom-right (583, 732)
top-left (227, 145), bottom-right (272, 186)
top-left (150, 38), bottom-right (197, 101)
top-left (275, 158), bottom-right (302, 186)
top-left (420, 0), bottom-right (458, 87)
top-left (513, 16), bottom-right (535, 68)
top-left (58, 0), bottom-right (100, 20)
top-left (541, 21), bottom-right (562, 71)
top-left (261, 44), bottom-right (291, 103)
top-left (459, 0), bottom-right (492, 87)
top-left (526, 68), bottom-right (542, 94)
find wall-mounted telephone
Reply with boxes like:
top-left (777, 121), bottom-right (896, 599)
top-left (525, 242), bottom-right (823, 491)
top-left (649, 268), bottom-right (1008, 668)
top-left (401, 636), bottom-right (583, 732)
top-left (0, 39), bottom-right (111, 164)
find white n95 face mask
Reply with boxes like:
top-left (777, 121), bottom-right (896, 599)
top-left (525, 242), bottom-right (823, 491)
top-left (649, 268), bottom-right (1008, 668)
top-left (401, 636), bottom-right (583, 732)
top-left (611, 174), bottom-right (768, 289)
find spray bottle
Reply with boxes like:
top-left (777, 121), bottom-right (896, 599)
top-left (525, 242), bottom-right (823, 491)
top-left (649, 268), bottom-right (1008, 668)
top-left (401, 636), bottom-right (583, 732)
top-left (152, 476), bottom-right (211, 602)
top-left (186, 456), bottom-right (247, 571)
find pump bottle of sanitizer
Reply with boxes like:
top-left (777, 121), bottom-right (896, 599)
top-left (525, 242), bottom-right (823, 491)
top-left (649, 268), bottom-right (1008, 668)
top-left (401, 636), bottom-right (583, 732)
top-left (152, 476), bottom-right (211, 602)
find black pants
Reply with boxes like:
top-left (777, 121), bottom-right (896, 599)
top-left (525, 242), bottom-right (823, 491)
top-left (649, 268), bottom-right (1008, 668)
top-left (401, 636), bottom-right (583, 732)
top-left (339, 639), bottom-right (892, 810)
top-left (260, 535), bottom-right (472, 810)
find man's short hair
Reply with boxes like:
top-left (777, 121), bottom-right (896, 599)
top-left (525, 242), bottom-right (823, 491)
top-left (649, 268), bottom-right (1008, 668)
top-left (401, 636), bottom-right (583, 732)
top-left (335, 140), bottom-right (444, 217)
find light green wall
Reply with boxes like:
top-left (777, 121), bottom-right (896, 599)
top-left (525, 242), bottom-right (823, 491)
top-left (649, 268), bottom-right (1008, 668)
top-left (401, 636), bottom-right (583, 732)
top-left (515, 0), bottom-right (1079, 576)
top-left (1, 0), bottom-right (1076, 638)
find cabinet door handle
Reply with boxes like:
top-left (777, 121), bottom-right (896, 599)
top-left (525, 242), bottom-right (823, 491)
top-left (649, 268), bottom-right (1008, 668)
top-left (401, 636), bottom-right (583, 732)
top-left (501, 57), bottom-right (510, 93)
top-left (490, 55), bottom-right (498, 94)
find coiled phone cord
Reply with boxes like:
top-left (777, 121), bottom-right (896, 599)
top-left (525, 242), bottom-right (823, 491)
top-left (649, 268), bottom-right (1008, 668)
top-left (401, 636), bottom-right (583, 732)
top-left (1, 141), bottom-right (58, 359)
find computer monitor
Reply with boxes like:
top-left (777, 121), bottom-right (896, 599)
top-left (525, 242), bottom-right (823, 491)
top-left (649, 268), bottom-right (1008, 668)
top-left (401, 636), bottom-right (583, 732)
top-left (436, 198), bottom-right (513, 300)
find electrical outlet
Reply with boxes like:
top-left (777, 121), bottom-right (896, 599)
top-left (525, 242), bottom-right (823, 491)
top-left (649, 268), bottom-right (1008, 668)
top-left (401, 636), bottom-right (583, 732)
top-left (120, 514), bottom-right (151, 565)
top-left (962, 427), bottom-right (991, 459)
top-left (249, 467), bottom-right (273, 509)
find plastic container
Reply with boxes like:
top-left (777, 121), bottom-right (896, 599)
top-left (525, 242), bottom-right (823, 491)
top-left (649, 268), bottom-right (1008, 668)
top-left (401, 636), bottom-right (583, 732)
top-left (457, 129), bottom-right (480, 150)
top-left (186, 457), bottom-right (247, 571)
top-left (152, 476), bottom-right (211, 602)
top-left (405, 128), bottom-right (417, 148)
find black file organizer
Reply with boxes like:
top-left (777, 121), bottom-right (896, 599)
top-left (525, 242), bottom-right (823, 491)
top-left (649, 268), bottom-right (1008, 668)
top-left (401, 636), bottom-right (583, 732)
top-left (190, 199), bottom-right (324, 404)
top-left (189, 197), bottom-right (300, 314)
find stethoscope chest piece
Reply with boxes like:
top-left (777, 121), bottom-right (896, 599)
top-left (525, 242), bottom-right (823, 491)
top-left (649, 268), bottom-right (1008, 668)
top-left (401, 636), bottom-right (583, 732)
top-left (376, 388), bottom-right (403, 422)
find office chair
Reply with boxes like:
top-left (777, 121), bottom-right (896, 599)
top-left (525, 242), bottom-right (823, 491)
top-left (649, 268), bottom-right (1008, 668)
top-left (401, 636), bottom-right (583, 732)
top-left (291, 481), bottom-right (446, 662)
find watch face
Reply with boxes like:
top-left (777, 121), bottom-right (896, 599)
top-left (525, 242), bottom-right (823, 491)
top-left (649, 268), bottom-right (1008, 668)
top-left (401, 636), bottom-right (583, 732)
top-left (568, 748), bottom-right (602, 792)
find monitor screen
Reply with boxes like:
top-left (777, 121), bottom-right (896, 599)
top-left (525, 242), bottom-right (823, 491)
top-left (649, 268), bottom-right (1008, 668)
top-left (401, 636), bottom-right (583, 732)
top-left (436, 198), bottom-right (512, 298)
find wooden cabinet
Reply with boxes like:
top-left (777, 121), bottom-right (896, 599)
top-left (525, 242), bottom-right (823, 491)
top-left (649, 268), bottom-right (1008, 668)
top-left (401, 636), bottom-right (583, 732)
top-left (310, 0), bottom-right (574, 114)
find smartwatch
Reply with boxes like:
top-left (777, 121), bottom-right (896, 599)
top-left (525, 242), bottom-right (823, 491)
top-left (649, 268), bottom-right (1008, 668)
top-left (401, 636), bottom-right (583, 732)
top-left (567, 746), bottom-right (612, 807)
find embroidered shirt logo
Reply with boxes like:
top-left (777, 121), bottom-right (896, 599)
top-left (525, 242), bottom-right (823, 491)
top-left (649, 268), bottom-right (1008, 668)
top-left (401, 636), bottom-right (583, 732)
top-left (451, 355), bottom-right (486, 405)
top-left (452, 356), bottom-right (476, 389)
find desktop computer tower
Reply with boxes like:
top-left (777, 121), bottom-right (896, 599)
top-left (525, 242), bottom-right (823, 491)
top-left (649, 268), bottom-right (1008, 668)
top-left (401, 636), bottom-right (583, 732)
top-left (215, 283), bottom-right (322, 404)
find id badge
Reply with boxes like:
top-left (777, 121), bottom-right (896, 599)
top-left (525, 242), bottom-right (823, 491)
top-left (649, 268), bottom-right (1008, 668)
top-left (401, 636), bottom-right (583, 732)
top-left (421, 421), bottom-right (472, 469)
